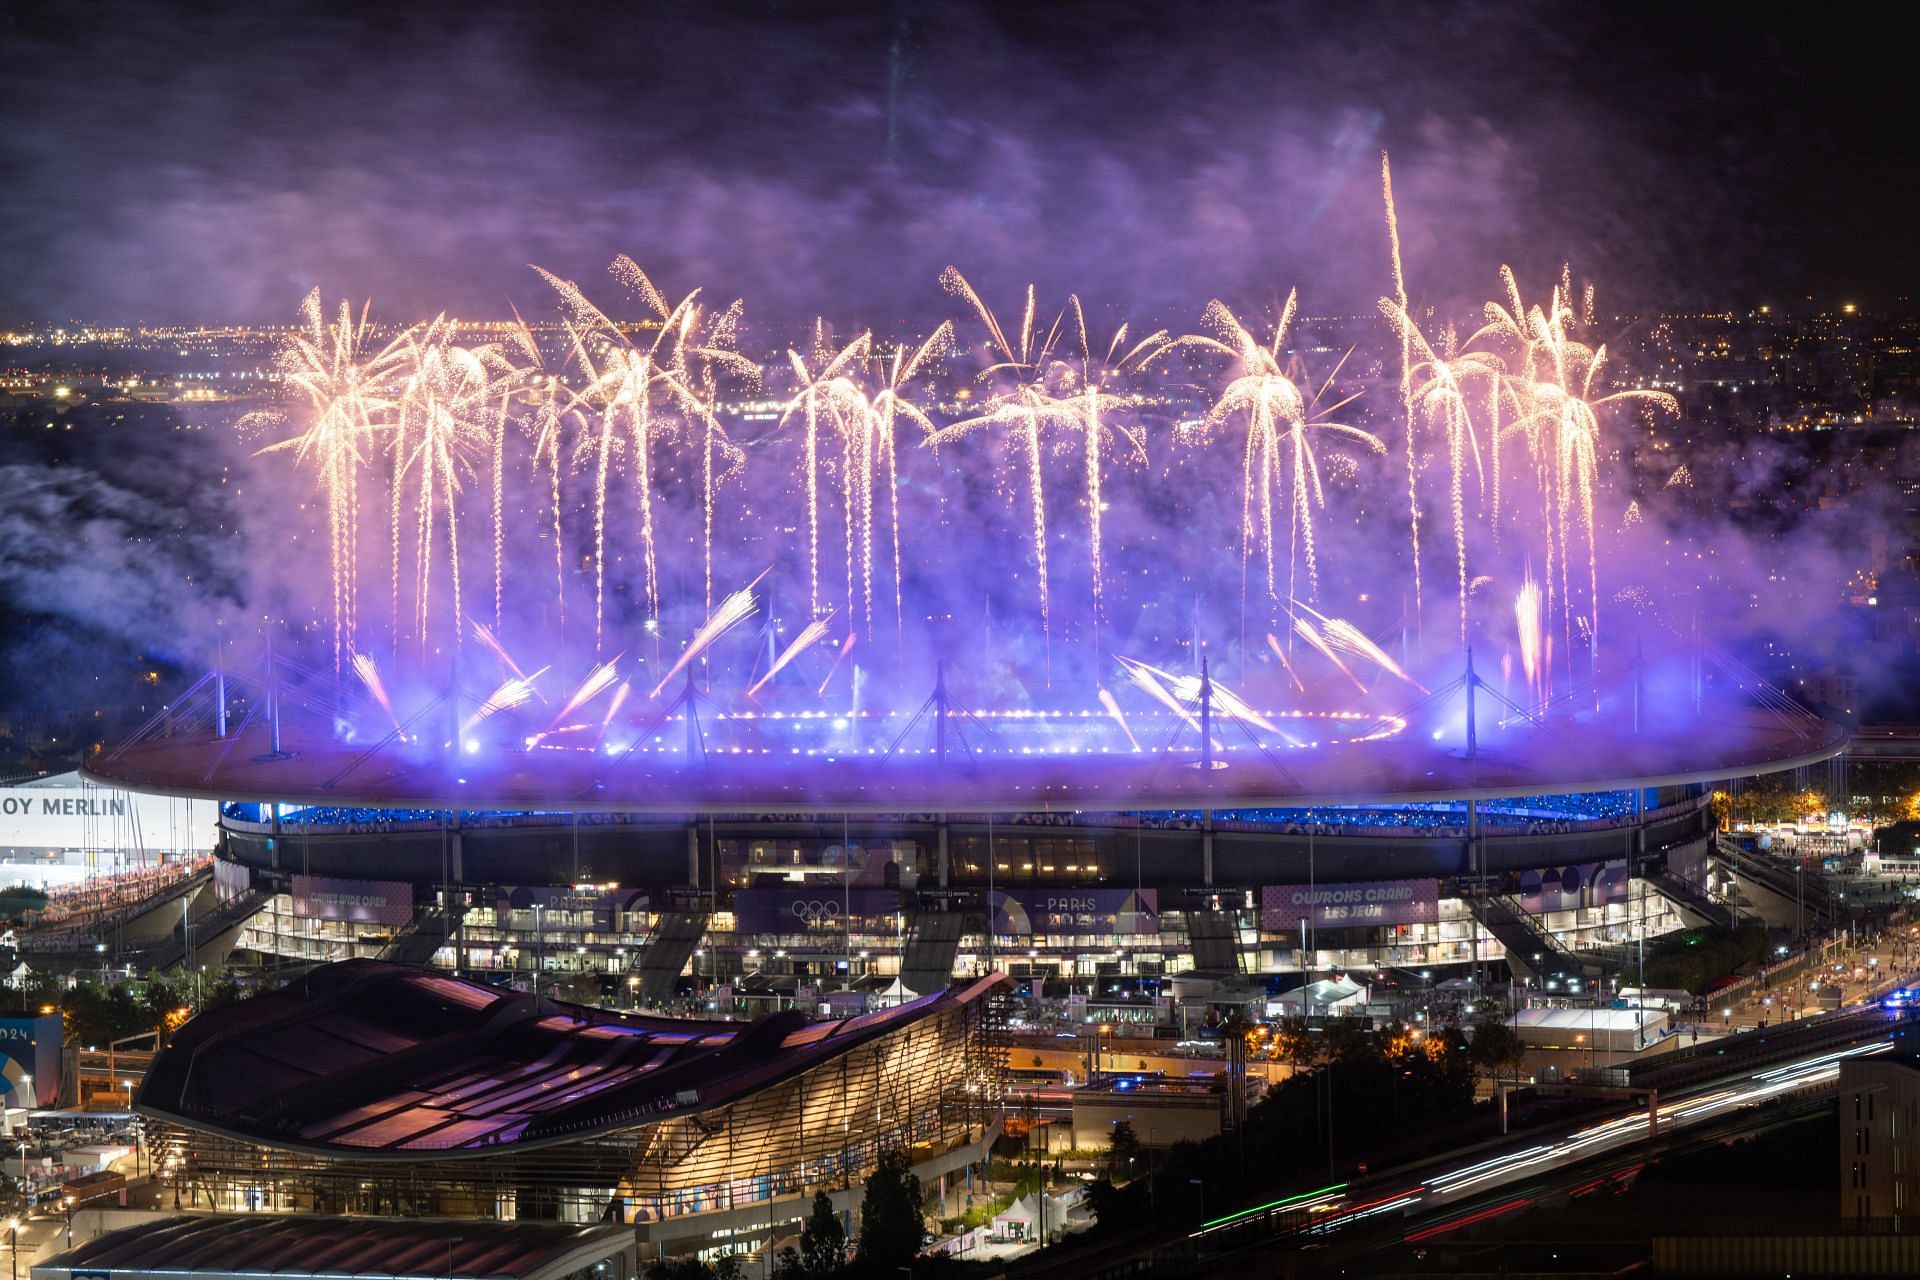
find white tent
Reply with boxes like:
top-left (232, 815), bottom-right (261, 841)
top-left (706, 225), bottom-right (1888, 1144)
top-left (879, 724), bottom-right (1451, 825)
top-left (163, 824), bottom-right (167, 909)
top-left (1512, 1006), bottom-right (1669, 1051)
top-left (874, 976), bottom-right (921, 1007)
top-left (1272, 976), bottom-right (1367, 1014)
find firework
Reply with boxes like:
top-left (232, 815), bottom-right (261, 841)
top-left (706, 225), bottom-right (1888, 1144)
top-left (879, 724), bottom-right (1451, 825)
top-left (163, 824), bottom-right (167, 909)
top-left (932, 268), bottom-right (1067, 678)
top-left (1516, 575), bottom-right (1545, 709)
top-left (250, 291), bottom-right (414, 669)
top-left (1289, 615), bottom-right (1368, 694)
top-left (1097, 686), bottom-right (1142, 751)
top-left (749, 613), bottom-right (836, 697)
top-left (351, 651), bottom-right (400, 733)
top-left (1160, 295), bottom-right (1380, 645)
top-left (818, 631), bottom-right (858, 697)
top-left (463, 669), bottom-right (547, 733)
top-left (649, 575), bottom-right (764, 699)
top-left (552, 658), bottom-right (623, 727)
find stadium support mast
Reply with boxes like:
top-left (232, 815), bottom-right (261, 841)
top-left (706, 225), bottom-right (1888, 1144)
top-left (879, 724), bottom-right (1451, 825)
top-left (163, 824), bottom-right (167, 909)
top-left (934, 661), bottom-right (949, 766)
top-left (1199, 656), bottom-right (1215, 773)
top-left (1464, 647), bottom-right (1478, 761)
top-left (215, 628), bottom-right (228, 739)
top-left (266, 634), bottom-right (282, 757)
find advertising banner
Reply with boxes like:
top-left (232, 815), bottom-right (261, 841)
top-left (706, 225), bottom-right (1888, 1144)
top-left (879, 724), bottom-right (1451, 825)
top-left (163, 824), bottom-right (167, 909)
top-left (1517, 860), bottom-right (1629, 914)
top-left (0, 1013), bottom-right (61, 1109)
top-left (987, 888), bottom-right (1159, 935)
top-left (1261, 879), bottom-right (1439, 929)
top-left (731, 887), bottom-right (901, 932)
top-left (212, 858), bottom-right (251, 902)
top-left (290, 873), bottom-right (413, 926)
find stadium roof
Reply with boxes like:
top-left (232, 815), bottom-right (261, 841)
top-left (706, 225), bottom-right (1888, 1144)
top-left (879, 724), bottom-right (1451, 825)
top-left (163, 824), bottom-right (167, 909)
top-left (86, 700), bottom-right (1843, 814)
top-left (136, 959), bottom-right (1000, 1158)
top-left (34, 1214), bottom-right (630, 1280)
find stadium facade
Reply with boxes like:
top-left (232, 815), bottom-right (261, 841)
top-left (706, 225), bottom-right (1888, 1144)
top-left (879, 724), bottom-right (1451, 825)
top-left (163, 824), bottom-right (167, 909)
top-left (204, 789), bottom-right (1719, 1005)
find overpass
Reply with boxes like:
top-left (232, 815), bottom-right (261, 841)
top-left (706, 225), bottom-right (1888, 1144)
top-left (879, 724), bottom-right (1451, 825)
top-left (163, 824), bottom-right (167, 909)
top-left (19, 866), bottom-right (263, 972)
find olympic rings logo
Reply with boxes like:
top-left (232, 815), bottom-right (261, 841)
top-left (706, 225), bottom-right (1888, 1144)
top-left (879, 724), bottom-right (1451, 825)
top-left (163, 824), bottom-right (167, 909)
top-left (789, 899), bottom-right (843, 924)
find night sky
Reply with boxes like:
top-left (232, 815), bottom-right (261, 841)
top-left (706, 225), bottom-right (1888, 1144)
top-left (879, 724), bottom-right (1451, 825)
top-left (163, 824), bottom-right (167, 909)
top-left (0, 1), bottom-right (1910, 328)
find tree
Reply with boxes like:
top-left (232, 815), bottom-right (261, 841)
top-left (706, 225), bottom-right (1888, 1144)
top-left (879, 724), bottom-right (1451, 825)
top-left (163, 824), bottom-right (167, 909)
top-left (1270, 1016), bottom-right (1313, 1074)
top-left (855, 1149), bottom-right (925, 1272)
top-left (1469, 1017), bottom-right (1526, 1090)
top-left (1104, 1120), bottom-right (1144, 1184)
top-left (787, 1189), bottom-right (845, 1277)
top-left (1322, 1014), bottom-right (1372, 1062)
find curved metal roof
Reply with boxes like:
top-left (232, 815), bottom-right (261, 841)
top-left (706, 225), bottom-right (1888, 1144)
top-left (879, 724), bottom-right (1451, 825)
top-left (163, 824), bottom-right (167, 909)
top-left (40, 1214), bottom-right (629, 1279)
top-left (137, 959), bottom-right (1000, 1159)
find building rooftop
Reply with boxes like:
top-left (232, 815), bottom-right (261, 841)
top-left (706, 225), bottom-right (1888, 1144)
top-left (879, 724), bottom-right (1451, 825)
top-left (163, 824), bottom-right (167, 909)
top-left (136, 959), bottom-right (999, 1158)
top-left (33, 1214), bottom-right (631, 1280)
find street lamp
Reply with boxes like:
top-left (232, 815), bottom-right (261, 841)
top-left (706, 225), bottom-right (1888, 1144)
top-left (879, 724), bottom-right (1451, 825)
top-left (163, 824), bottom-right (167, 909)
top-left (6, 1216), bottom-right (18, 1280)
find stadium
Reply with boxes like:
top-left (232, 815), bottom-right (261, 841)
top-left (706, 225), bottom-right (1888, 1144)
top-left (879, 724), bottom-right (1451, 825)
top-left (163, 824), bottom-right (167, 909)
top-left (82, 632), bottom-right (1845, 1005)
top-left (136, 960), bottom-right (1004, 1260)
top-left (73, 249), bottom-right (1853, 1262)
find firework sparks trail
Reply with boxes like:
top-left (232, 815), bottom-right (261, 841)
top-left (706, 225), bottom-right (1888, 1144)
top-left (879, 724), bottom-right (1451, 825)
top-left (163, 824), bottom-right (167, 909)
top-left (1061, 296), bottom-right (1164, 664)
top-left (1163, 668), bottom-right (1281, 735)
top-left (1115, 657), bottom-right (1204, 735)
top-left (463, 669), bottom-right (547, 733)
top-left (248, 291), bottom-right (414, 670)
top-left (598, 679), bottom-right (634, 740)
top-left (818, 632), bottom-right (857, 696)
top-left (1097, 686), bottom-right (1141, 752)
top-left (1379, 301), bottom-right (1503, 645)
top-left (351, 651), bottom-right (401, 733)
top-left (471, 620), bottom-right (536, 686)
top-left (1290, 615), bottom-right (1368, 693)
top-left (866, 324), bottom-right (954, 644)
top-left (552, 657), bottom-right (623, 727)
top-left (1290, 599), bottom-right (1428, 692)
top-left (509, 309), bottom-right (573, 647)
top-left (1160, 296), bottom-right (1380, 640)
top-left (782, 331), bottom-right (871, 619)
top-left (247, 221), bottom-right (1684, 746)
top-left (649, 574), bottom-right (765, 699)
top-left (1264, 633), bottom-right (1307, 692)
top-left (1383, 151), bottom-right (1420, 632)
top-left (748, 613), bottom-right (836, 696)
top-left (934, 268), bottom-right (1065, 680)
top-left (1516, 575), bottom-right (1545, 709)
top-left (539, 259), bottom-right (752, 645)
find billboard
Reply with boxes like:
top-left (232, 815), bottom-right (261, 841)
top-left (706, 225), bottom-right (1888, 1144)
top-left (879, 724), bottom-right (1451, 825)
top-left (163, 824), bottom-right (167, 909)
top-left (1517, 860), bottom-right (1629, 914)
top-left (0, 1013), bottom-right (61, 1108)
top-left (988, 888), bottom-right (1159, 935)
top-left (1261, 879), bottom-right (1439, 930)
top-left (731, 887), bottom-right (900, 933)
top-left (290, 873), bottom-right (413, 926)
top-left (213, 858), bottom-right (251, 902)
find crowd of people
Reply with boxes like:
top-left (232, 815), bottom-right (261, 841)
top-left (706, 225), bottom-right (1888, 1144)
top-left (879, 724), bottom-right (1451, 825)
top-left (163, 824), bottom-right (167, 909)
top-left (220, 789), bottom-right (1700, 844)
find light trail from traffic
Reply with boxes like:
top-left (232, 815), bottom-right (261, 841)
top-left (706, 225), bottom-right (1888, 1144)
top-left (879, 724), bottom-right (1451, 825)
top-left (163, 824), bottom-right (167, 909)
top-left (1188, 1032), bottom-right (1895, 1247)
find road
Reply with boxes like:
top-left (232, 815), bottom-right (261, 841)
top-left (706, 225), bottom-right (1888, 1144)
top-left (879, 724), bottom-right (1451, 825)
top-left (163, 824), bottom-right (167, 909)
top-left (1015, 1001), bottom-right (1908, 1278)
top-left (1187, 1030), bottom-right (1895, 1262)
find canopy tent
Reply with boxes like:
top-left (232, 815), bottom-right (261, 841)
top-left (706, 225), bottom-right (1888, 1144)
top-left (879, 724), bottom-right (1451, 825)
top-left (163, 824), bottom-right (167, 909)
top-left (1271, 976), bottom-right (1367, 1013)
